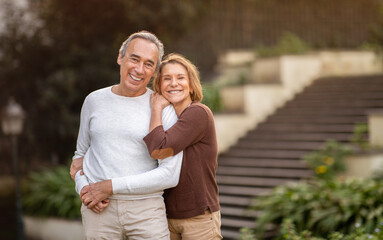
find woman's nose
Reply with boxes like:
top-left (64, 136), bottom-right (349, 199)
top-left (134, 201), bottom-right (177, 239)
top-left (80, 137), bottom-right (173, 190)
top-left (170, 78), bottom-right (178, 86)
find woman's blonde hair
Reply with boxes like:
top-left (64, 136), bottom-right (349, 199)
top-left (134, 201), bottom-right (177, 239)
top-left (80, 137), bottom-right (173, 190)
top-left (153, 53), bottom-right (203, 102)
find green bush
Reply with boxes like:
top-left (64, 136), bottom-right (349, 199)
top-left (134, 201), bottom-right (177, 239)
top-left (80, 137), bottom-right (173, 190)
top-left (302, 140), bottom-right (352, 180)
top-left (23, 165), bottom-right (81, 219)
top-left (351, 123), bottom-right (370, 150)
top-left (250, 178), bottom-right (383, 239)
top-left (279, 218), bottom-right (383, 240)
top-left (202, 83), bottom-right (223, 113)
top-left (255, 32), bottom-right (310, 58)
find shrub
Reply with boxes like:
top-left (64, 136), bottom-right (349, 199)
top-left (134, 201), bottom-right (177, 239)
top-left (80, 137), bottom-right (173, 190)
top-left (350, 123), bottom-right (370, 150)
top-left (250, 178), bottom-right (383, 239)
top-left (255, 32), bottom-right (310, 58)
top-left (202, 83), bottom-right (223, 113)
top-left (279, 218), bottom-right (383, 240)
top-left (302, 140), bottom-right (352, 180)
top-left (23, 165), bottom-right (81, 219)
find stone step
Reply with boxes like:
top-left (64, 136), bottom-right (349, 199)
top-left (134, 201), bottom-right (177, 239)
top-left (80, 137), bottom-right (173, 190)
top-left (244, 132), bottom-right (353, 141)
top-left (275, 107), bottom-right (378, 116)
top-left (284, 99), bottom-right (383, 108)
top-left (219, 195), bottom-right (252, 207)
top-left (220, 228), bottom-right (241, 240)
top-left (313, 75), bottom-right (383, 85)
top-left (219, 185), bottom-right (271, 197)
top-left (294, 92), bottom-right (383, 100)
top-left (222, 149), bottom-right (310, 159)
top-left (303, 85), bottom-right (383, 92)
top-left (221, 217), bottom-right (255, 229)
top-left (218, 157), bottom-right (308, 169)
top-left (235, 140), bottom-right (325, 150)
top-left (255, 123), bottom-right (355, 133)
top-left (217, 166), bottom-right (313, 178)
top-left (266, 115), bottom-right (366, 124)
top-left (220, 206), bottom-right (261, 218)
top-left (217, 175), bottom-right (295, 187)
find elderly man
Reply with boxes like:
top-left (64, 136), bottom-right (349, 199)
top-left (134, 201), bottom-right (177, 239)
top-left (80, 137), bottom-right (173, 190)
top-left (71, 31), bottom-right (183, 239)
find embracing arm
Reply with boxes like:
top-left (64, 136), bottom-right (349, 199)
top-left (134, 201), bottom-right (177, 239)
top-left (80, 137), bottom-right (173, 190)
top-left (111, 151), bottom-right (183, 194)
top-left (72, 97), bottom-right (92, 194)
top-left (112, 103), bottom-right (182, 194)
top-left (144, 105), bottom-right (209, 159)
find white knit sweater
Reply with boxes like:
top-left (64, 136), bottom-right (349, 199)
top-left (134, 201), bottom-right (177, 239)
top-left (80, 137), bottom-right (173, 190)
top-left (73, 86), bottom-right (183, 200)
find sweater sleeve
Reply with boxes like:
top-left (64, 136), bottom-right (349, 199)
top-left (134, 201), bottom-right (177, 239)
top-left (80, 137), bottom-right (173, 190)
top-left (72, 96), bottom-right (91, 194)
top-left (143, 105), bottom-right (209, 159)
top-left (112, 105), bottom-right (183, 194)
top-left (112, 152), bottom-right (183, 194)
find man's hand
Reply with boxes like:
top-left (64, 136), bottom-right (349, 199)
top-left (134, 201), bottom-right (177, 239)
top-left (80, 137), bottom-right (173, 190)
top-left (70, 157), bottom-right (84, 181)
top-left (80, 185), bottom-right (110, 214)
top-left (81, 180), bottom-right (113, 209)
top-left (90, 199), bottom-right (110, 214)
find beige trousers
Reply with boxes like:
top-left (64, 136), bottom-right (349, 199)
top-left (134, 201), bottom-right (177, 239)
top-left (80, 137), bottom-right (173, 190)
top-left (81, 197), bottom-right (170, 240)
top-left (167, 210), bottom-right (223, 240)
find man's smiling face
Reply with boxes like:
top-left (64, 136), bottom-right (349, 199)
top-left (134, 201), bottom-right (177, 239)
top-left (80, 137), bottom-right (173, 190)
top-left (117, 38), bottom-right (159, 97)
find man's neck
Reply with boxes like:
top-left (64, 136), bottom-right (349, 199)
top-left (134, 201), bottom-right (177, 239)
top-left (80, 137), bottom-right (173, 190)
top-left (112, 84), bottom-right (147, 97)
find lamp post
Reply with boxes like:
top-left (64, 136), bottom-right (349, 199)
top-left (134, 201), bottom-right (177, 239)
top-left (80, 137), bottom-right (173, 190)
top-left (2, 98), bottom-right (25, 240)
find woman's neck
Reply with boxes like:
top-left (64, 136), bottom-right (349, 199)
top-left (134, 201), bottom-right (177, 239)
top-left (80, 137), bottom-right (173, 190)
top-left (173, 99), bottom-right (192, 117)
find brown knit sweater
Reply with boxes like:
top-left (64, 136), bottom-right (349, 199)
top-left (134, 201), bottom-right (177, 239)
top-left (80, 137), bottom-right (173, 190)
top-left (143, 102), bottom-right (220, 219)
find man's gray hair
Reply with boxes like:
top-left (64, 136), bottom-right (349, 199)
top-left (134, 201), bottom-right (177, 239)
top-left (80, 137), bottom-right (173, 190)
top-left (119, 31), bottom-right (164, 72)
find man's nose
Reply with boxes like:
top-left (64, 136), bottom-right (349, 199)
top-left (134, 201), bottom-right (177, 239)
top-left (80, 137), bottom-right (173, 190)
top-left (135, 62), bottom-right (144, 74)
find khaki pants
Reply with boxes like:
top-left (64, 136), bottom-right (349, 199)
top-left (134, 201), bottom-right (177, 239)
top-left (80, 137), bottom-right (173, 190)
top-left (168, 210), bottom-right (222, 240)
top-left (81, 197), bottom-right (170, 240)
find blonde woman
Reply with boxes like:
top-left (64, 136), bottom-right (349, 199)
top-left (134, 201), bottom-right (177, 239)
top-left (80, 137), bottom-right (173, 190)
top-left (144, 53), bottom-right (222, 240)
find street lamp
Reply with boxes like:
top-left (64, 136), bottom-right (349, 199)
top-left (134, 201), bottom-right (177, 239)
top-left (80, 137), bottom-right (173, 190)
top-left (2, 98), bottom-right (25, 240)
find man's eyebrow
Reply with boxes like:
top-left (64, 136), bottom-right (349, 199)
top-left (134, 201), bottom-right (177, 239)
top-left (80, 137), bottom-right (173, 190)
top-left (130, 54), bottom-right (155, 66)
top-left (130, 53), bottom-right (140, 59)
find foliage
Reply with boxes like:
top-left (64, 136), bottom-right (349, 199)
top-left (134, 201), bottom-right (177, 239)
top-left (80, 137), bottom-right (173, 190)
top-left (368, 3), bottom-right (383, 55)
top-left (22, 165), bottom-right (81, 219)
top-left (255, 32), bottom-right (310, 58)
top-left (250, 178), bottom-right (383, 239)
top-left (201, 83), bottom-right (223, 113)
top-left (240, 218), bottom-right (383, 240)
top-left (350, 123), bottom-right (370, 150)
top-left (278, 218), bottom-right (383, 240)
top-left (302, 140), bottom-right (352, 180)
top-left (239, 227), bottom-right (258, 240)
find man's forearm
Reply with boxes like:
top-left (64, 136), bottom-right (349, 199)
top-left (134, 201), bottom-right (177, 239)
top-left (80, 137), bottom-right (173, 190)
top-left (112, 151), bottom-right (183, 194)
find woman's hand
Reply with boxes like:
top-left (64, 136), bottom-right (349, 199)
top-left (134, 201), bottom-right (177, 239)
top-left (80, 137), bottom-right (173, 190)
top-left (150, 92), bottom-right (170, 110)
top-left (70, 157), bottom-right (84, 181)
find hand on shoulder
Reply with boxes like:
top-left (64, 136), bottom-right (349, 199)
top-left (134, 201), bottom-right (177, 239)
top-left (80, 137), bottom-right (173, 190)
top-left (150, 93), bottom-right (170, 110)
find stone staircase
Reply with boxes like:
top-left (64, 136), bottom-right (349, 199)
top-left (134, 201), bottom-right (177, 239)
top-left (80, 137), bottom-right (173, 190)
top-left (217, 74), bottom-right (383, 239)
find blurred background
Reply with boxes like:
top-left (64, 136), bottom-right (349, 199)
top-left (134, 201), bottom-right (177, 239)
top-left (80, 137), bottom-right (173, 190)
top-left (1, 0), bottom-right (383, 239)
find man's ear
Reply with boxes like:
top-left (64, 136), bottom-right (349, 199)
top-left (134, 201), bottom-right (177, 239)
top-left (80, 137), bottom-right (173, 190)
top-left (117, 53), bottom-right (122, 65)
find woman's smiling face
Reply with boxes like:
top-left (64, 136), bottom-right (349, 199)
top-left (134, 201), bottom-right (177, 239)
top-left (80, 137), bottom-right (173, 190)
top-left (160, 62), bottom-right (192, 107)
